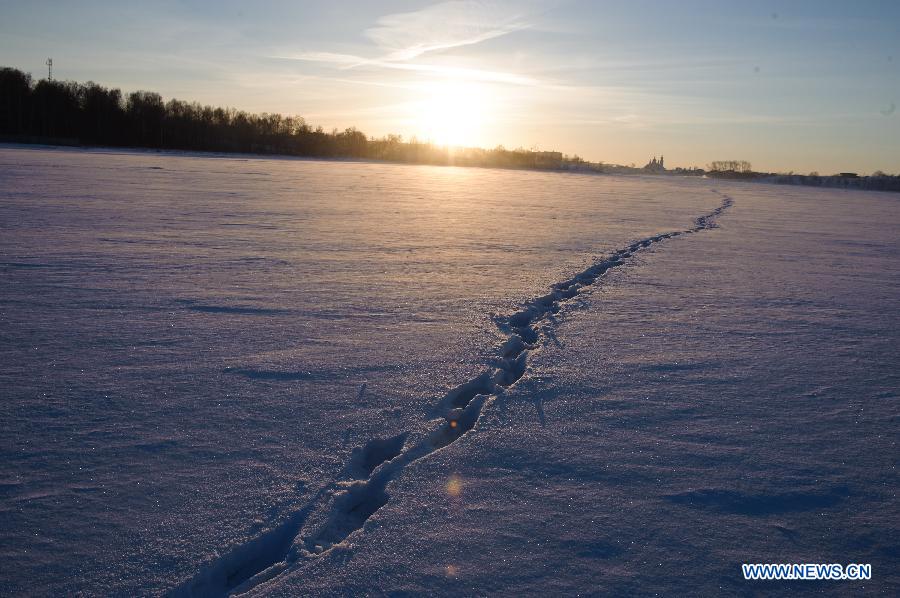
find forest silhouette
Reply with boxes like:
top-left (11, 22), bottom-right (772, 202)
top-left (0, 66), bottom-right (594, 171)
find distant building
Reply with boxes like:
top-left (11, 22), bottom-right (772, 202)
top-left (534, 151), bottom-right (563, 169)
top-left (644, 155), bottom-right (666, 172)
top-left (838, 172), bottom-right (859, 178)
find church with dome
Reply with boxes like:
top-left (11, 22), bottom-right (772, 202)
top-left (644, 155), bottom-right (666, 172)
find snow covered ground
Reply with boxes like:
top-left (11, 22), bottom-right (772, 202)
top-left (1, 145), bottom-right (897, 595)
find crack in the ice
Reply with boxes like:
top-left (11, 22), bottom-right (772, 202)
top-left (170, 191), bottom-right (733, 597)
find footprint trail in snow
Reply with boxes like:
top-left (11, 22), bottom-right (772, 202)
top-left (171, 191), bottom-right (734, 597)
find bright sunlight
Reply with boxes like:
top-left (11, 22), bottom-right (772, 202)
top-left (413, 81), bottom-right (492, 147)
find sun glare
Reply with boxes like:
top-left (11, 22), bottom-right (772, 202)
top-left (414, 81), bottom-right (491, 147)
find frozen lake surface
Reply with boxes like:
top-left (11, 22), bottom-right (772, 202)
top-left (1, 146), bottom-right (897, 595)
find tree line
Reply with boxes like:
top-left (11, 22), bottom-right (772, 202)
top-left (707, 160), bottom-right (752, 173)
top-left (0, 66), bottom-right (597, 171)
top-left (704, 156), bottom-right (900, 191)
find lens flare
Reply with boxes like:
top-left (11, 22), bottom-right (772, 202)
top-left (446, 474), bottom-right (463, 498)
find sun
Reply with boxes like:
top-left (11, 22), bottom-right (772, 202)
top-left (414, 81), bottom-right (490, 147)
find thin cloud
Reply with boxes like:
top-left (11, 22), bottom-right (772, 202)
top-left (277, 1), bottom-right (544, 87)
top-left (365, 0), bottom-right (533, 61)
top-left (379, 61), bottom-right (537, 86)
top-left (286, 52), bottom-right (362, 66)
top-left (281, 52), bottom-right (538, 86)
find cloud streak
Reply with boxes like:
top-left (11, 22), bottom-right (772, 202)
top-left (279, 1), bottom-right (543, 87)
top-left (282, 51), bottom-right (538, 86)
top-left (365, 0), bottom-right (532, 61)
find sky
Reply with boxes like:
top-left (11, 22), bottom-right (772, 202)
top-left (1, 0), bottom-right (898, 174)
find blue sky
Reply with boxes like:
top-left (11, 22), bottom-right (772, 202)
top-left (1, 0), bottom-right (898, 173)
